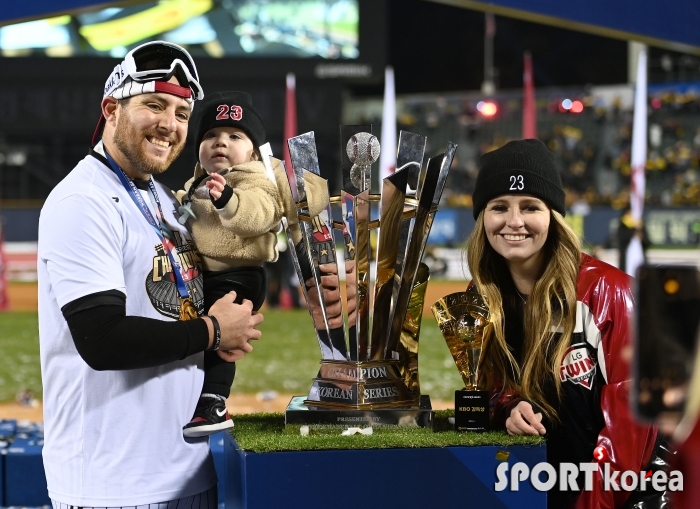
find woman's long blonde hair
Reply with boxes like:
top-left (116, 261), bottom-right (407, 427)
top-left (466, 209), bottom-right (582, 422)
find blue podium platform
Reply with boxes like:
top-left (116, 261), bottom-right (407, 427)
top-left (5, 435), bottom-right (50, 507)
top-left (210, 432), bottom-right (228, 507)
top-left (223, 432), bottom-right (547, 509)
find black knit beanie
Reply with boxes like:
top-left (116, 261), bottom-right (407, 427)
top-left (192, 91), bottom-right (266, 159)
top-left (472, 139), bottom-right (565, 219)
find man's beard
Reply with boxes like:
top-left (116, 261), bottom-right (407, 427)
top-left (113, 107), bottom-right (184, 176)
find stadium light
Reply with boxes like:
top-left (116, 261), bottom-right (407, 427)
top-left (570, 100), bottom-right (584, 113)
top-left (477, 100), bottom-right (497, 117)
top-left (558, 98), bottom-right (584, 114)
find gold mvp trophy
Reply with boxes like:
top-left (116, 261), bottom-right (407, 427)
top-left (282, 126), bottom-right (455, 428)
top-left (431, 288), bottom-right (492, 431)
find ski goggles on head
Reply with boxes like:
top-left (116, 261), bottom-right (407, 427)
top-left (103, 41), bottom-right (204, 101)
top-left (93, 41), bottom-right (204, 146)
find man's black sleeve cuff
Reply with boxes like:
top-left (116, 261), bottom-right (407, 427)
top-left (62, 289), bottom-right (126, 316)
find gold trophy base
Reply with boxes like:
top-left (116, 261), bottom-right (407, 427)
top-left (304, 359), bottom-right (416, 409)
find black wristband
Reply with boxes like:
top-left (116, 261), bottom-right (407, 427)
top-left (206, 315), bottom-right (221, 351)
top-left (211, 185), bottom-right (233, 209)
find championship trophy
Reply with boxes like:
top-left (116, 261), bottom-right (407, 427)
top-left (282, 126), bottom-right (456, 428)
top-left (431, 287), bottom-right (492, 431)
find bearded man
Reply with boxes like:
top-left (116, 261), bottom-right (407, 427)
top-left (38, 41), bottom-right (264, 508)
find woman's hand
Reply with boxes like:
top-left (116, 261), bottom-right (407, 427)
top-left (506, 401), bottom-right (547, 435)
top-left (206, 172), bottom-right (226, 200)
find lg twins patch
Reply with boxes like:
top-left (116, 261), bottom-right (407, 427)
top-left (559, 343), bottom-right (597, 389)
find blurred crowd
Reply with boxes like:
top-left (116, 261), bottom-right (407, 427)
top-left (265, 86), bottom-right (700, 307)
top-left (353, 84), bottom-right (700, 211)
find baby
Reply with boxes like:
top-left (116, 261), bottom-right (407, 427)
top-left (176, 91), bottom-right (328, 437)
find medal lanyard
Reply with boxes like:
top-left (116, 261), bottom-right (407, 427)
top-left (104, 151), bottom-right (191, 301)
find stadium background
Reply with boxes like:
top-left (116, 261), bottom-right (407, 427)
top-left (0, 0), bottom-right (700, 418)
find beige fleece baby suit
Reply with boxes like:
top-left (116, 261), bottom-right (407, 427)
top-left (175, 157), bottom-right (330, 272)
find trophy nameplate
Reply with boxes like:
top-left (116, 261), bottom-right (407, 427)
top-left (454, 390), bottom-right (489, 432)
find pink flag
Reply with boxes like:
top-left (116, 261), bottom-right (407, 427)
top-left (485, 12), bottom-right (496, 37)
top-left (626, 49), bottom-right (647, 277)
top-left (522, 51), bottom-right (537, 139)
top-left (0, 225), bottom-right (8, 310)
top-left (283, 72), bottom-right (298, 199)
top-left (379, 66), bottom-right (396, 182)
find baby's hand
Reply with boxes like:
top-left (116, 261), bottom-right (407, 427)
top-left (206, 173), bottom-right (226, 200)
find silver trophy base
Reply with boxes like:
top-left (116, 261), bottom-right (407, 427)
top-left (305, 359), bottom-right (416, 409)
top-left (285, 395), bottom-right (434, 428)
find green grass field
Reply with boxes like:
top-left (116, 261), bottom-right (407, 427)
top-left (234, 412), bottom-right (543, 453)
top-left (0, 311), bottom-right (41, 402)
top-left (0, 309), bottom-right (463, 402)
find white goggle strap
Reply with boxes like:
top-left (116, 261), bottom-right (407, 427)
top-left (103, 62), bottom-right (128, 98)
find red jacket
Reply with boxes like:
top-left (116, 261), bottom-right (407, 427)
top-left (672, 417), bottom-right (700, 509)
top-left (489, 254), bottom-right (658, 508)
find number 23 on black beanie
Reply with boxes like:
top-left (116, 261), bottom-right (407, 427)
top-left (471, 138), bottom-right (566, 219)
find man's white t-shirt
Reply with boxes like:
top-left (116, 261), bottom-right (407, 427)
top-left (38, 145), bottom-right (215, 506)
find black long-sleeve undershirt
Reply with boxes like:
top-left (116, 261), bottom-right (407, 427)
top-left (62, 290), bottom-right (209, 371)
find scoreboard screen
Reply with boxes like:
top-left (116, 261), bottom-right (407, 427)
top-left (0, 0), bottom-right (359, 60)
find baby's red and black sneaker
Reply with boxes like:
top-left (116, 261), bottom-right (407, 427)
top-left (183, 394), bottom-right (234, 438)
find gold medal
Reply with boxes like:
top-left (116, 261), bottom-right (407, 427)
top-left (179, 297), bottom-right (198, 321)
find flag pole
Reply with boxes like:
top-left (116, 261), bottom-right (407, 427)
top-left (379, 66), bottom-right (396, 183)
top-left (283, 72), bottom-right (298, 200)
top-left (522, 51), bottom-right (537, 139)
top-left (626, 48), bottom-right (648, 277)
top-left (0, 216), bottom-right (8, 310)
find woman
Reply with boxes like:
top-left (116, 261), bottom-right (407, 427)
top-left (467, 139), bottom-right (661, 509)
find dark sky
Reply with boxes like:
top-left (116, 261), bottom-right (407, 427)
top-left (351, 0), bottom-right (695, 96)
top-left (392, 0), bottom-right (626, 94)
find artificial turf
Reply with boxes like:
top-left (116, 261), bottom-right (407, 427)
top-left (230, 410), bottom-right (545, 453)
